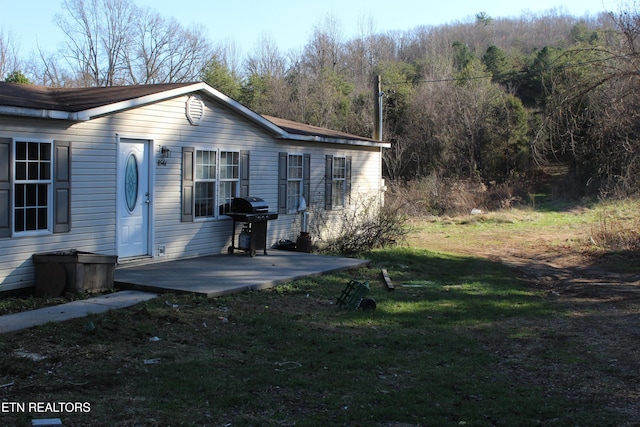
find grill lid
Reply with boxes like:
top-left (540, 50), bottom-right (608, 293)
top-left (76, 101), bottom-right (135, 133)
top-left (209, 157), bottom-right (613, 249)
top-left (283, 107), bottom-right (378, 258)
top-left (232, 196), bottom-right (269, 213)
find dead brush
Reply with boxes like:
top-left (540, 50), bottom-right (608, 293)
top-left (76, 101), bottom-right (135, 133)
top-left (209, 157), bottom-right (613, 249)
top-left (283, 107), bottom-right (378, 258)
top-left (590, 210), bottom-right (640, 252)
top-left (386, 177), bottom-right (530, 217)
top-left (386, 177), bottom-right (484, 216)
top-left (320, 196), bottom-right (409, 255)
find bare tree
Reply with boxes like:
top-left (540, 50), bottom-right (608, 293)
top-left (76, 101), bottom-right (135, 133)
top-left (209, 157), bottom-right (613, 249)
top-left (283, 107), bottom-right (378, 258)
top-left (29, 50), bottom-right (70, 87)
top-left (0, 28), bottom-right (21, 80)
top-left (278, 50), bottom-right (314, 122)
top-left (123, 9), bottom-right (169, 84)
top-left (244, 34), bottom-right (286, 79)
top-left (160, 23), bottom-right (211, 83)
top-left (302, 14), bottom-right (345, 76)
top-left (53, 0), bottom-right (210, 86)
top-left (54, 0), bottom-right (135, 86)
top-left (211, 39), bottom-right (242, 78)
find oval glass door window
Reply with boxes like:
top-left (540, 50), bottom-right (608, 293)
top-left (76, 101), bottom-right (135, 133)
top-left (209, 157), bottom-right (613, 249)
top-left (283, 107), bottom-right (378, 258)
top-left (125, 153), bottom-right (139, 212)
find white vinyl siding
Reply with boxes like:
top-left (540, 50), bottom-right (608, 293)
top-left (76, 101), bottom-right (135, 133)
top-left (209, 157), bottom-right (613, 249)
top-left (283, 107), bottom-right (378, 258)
top-left (0, 93), bottom-right (384, 292)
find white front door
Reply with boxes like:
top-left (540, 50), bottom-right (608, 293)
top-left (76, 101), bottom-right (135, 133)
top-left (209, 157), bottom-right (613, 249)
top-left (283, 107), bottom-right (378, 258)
top-left (118, 139), bottom-right (150, 258)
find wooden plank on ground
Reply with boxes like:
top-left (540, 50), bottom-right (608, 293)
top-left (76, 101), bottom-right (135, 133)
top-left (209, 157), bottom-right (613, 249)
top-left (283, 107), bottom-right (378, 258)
top-left (381, 268), bottom-right (395, 291)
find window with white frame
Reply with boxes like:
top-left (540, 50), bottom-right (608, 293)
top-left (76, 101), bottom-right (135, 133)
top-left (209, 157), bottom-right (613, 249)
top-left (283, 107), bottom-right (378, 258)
top-left (14, 140), bottom-right (52, 233)
top-left (194, 149), bottom-right (239, 219)
top-left (278, 152), bottom-right (309, 215)
top-left (332, 156), bottom-right (346, 208)
top-left (287, 154), bottom-right (303, 213)
top-left (219, 151), bottom-right (239, 216)
top-left (195, 150), bottom-right (216, 218)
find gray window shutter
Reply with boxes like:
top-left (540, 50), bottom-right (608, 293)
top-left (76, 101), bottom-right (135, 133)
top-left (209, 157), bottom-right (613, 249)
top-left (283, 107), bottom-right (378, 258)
top-left (324, 154), bottom-right (333, 210)
top-left (303, 153), bottom-right (310, 207)
top-left (0, 138), bottom-right (11, 238)
top-left (278, 152), bottom-right (287, 214)
top-left (53, 140), bottom-right (71, 233)
top-left (345, 156), bottom-right (352, 206)
top-left (182, 147), bottom-right (194, 222)
top-left (240, 150), bottom-right (250, 198)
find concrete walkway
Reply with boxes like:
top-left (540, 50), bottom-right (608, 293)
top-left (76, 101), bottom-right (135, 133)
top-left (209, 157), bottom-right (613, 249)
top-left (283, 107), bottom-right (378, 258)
top-left (0, 291), bottom-right (157, 334)
top-left (0, 251), bottom-right (368, 334)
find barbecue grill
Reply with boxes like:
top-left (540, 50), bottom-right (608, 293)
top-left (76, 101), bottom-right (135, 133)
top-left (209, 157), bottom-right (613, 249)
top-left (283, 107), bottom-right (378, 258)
top-left (227, 196), bottom-right (278, 256)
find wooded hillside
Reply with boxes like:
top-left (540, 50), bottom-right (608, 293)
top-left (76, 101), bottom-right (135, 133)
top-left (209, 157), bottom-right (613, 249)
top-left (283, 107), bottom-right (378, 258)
top-left (3, 1), bottom-right (640, 199)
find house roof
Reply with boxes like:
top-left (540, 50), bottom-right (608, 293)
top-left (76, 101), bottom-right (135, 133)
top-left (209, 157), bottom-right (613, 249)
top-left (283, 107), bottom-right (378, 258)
top-left (0, 82), bottom-right (389, 148)
top-left (262, 115), bottom-right (381, 144)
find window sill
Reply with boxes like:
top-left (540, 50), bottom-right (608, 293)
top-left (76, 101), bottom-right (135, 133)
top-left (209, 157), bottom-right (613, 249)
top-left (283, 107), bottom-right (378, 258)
top-left (13, 230), bottom-right (52, 238)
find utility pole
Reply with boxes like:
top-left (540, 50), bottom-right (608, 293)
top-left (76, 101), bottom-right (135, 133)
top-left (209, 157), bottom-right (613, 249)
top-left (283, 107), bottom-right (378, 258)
top-left (373, 75), bottom-right (383, 141)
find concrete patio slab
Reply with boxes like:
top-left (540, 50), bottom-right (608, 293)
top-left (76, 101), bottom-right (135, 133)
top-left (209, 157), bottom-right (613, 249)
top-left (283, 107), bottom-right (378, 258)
top-left (114, 250), bottom-right (368, 297)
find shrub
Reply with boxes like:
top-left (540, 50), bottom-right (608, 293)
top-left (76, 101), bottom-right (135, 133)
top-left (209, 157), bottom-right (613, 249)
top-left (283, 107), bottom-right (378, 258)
top-left (321, 196), bottom-right (408, 256)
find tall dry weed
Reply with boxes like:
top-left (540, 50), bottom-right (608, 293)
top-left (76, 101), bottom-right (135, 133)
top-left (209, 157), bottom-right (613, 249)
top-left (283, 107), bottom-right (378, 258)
top-left (386, 177), bottom-right (530, 217)
top-left (590, 209), bottom-right (640, 252)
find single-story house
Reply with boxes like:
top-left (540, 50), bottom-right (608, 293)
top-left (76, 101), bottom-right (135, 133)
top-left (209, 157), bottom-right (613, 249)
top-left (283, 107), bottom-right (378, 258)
top-left (0, 81), bottom-right (389, 293)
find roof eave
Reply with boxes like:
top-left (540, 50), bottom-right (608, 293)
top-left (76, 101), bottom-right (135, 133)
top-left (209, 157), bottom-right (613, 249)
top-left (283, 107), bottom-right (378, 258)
top-left (277, 134), bottom-right (390, 148)
top-left (0, 105), bottom-right (77, 120)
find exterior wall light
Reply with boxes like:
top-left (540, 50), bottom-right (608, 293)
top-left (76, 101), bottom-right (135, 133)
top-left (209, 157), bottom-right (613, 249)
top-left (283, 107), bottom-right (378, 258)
top-left (158, 146), bottom-right (171, 166)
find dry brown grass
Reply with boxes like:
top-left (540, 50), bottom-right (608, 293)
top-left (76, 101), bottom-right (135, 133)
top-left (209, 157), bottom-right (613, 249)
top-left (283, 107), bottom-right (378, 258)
top-left (386, 177), bottom-right (531, 217)
top-left (590, 203), bottom-right (640, 252)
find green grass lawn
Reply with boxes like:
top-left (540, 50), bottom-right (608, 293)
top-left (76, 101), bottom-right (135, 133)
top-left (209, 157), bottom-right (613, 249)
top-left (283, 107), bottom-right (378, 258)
top-left (0, 243), bottom-right (631, 426)
top-left (2, 201), bottom-right (640, 425)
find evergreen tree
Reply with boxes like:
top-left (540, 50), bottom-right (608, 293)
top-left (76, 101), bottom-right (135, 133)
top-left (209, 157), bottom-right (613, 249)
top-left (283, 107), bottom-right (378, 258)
top-left (4, 70), bottom-right (30, 84)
